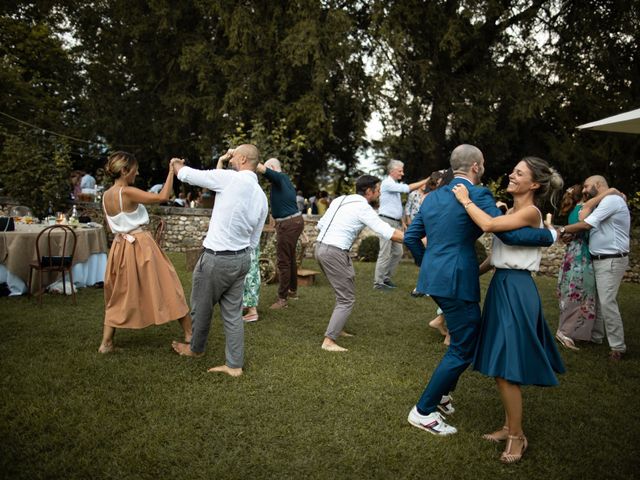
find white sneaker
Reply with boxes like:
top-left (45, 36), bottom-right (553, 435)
top-left (438, 395), bottom-right (455, 416)
top-left (407, 406), bottom-right (457, 436)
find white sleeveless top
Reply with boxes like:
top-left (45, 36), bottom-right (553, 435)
top-left (490, 206), bottom-right (543, 272)
top-left (103, 187), bottom-right (150, 234)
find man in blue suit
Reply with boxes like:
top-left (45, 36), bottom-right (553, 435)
top-left (404, 144), bottom-right (555, 435)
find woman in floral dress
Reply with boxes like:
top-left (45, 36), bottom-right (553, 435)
top-left (556, 185), bottom-right (596, 350)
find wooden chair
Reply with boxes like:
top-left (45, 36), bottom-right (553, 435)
top-left (148, 215), bottom-right (166, 248)
top-left (27, 225), bottom-right (77, 306)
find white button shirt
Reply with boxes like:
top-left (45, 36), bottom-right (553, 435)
top-left (316, 194), bottom-right (395, 250)
top-left (584, 195), bottom-right (630, 255)
top-left (378, 176), bottom-right (410, 220)
top-left (177, 167), bottom-right (268, 251)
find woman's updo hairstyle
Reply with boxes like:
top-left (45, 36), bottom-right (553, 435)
top-left (521, 156), bottom-right (564, 209)
top-left (559, 184), bottom-right (583, 216)
top-left (105, 151), bottom-right (137, 180)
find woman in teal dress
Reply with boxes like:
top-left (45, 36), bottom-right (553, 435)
top-left (452, 157), bottom-right (565, 464)
top-left (555, 185), bottom-right (596, 350)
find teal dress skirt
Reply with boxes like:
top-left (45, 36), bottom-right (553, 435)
top-left (473, 268), bottom-right (565, 386)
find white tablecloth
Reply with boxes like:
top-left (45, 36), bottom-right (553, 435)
top-left (0, 253), bottom-right (107, 296)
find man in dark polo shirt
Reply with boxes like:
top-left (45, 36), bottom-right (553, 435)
top-left (257, 158), bottom-right (305, 309)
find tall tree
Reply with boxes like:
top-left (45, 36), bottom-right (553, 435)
top-left (62, 0), bottom-right (373, 193)
top-left (369, 0), bottom-right (553, 180)
top-left (369, 0), bottom-right (639, 193)
top-left (542, 0), bottom-right (640, 192)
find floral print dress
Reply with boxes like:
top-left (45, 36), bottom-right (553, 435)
top-left (556, 204), bottom-right (596, 341)
top-left (242, 247), bottom-right (261, 308)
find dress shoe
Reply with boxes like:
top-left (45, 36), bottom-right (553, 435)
top-left (609, 351), bottom-right (624, 361)
top-left (270, 298), bottom-right (288, 309)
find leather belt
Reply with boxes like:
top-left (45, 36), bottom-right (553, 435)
top-left (379, 214), bottom-right (401, 221)
top-left (204, 247), bottom-right (250, 256)
top-left (592, 252), bottom-right (628, 261)
top-left (317, 242), bottom-right (349, 252)
top-left (275, 212), bottom-right (302, 223)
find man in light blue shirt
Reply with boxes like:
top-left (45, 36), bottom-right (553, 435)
top-left (374, 159), bottom-right (428, 290)
top-left (561, 175), bottom-right (630, 360)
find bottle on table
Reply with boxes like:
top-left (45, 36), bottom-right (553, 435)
top-left (70, 205), bottom-right (79, 225)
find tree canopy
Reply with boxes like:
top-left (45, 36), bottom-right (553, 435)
top-left (1, 1), bottom-right (638, 199)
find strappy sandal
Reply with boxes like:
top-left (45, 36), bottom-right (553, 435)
top-left (500, 435), bottom-right (528, 464)
top-left (556, 332), bottom-right (580, 351)
top-left (482, 426), bottom-right (509, 442)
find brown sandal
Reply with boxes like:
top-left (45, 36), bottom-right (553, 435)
top-left (500, 435), bottom-right (528, 464)
top-left (482, 426), bottom-right (509, 443)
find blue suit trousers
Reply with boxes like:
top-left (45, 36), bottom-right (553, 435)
top-left (416, 296), bottom-right (481, 414)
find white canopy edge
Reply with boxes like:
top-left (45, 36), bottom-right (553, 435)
top-left (577, 107), bottom-right (640, 134)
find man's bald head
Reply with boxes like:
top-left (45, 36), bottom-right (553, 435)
top-left (450, 144), bottom-right (485, 184)
top-left (264, 157), bottom-right (282, 172)
top-left (586, 175), bottom-right (608, 189)
top-left (583, 175), bottom-right (609, 198)
top-left (230, 144), bottom-right (260, 171)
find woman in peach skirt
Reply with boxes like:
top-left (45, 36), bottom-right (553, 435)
top-left (98, 151), bottom-right (192, 353)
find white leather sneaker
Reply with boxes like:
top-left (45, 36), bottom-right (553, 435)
top-left (438, 395), bottom-right (455, 416)
top-left (407, 406), bottom-right (457, 436)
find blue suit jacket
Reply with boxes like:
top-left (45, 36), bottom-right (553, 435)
top-left (404, 177), bottom-right (553, 303)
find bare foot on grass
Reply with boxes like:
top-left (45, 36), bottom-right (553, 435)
top-left (207, 365), bottom-right (243, 377)
top-left (171, 341), bottom-right (203, 357)
top-left (98, 342), bottom-right (115, 354)
top-left (321, 338), bottom-right (348, 352)
top-left (429, 314), bottom-right (448, 336)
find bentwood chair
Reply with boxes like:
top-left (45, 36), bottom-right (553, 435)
top-left (27, 225), bottom-right (77, 305)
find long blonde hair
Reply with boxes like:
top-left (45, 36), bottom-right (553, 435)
top-left (521, 156), bottom-right (564, 209)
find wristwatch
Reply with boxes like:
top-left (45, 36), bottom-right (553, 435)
top-left (560, 226), bottom-right (566, 234)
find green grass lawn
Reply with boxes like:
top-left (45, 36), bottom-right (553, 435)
top-left (1, 254), bottom-right (639, 479)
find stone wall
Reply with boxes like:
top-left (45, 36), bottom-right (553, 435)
top-left (2, 196), bottom-right (638, 282)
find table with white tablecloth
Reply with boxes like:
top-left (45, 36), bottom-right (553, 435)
top-left (0, 223), bottom-right (108, 296)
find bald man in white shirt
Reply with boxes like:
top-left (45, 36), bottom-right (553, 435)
top-left (315, 175), bottom-right (404, 352)
top-left (560, 175), bottom-right (630, 361)
top-left (170, 145), bottom-right (268, 376)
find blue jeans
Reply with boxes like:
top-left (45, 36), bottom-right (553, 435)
top-left (416, 296), bottom-right (481, 414)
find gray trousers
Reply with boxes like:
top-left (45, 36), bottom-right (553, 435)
top-left (315, 243), bottom-right (356, 340)
top-left (190, 250), bottom-right (251, 367)
top-left (592, 256), bottom-right (628, 352)
top-left (374, 216), bottom-right (402, 285)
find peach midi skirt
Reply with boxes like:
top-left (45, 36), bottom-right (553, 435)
top-left (104, 231), bottom-right (189, 328)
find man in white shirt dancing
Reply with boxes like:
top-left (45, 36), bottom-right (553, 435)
top-left (316, 175), bottom-right (404, 352)
top-left (170, 145), bottom-right (268, 376)
top-left (560, 175), bottom-right (630, 361)
top-left (374, 160), bottom-right (428, 290)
